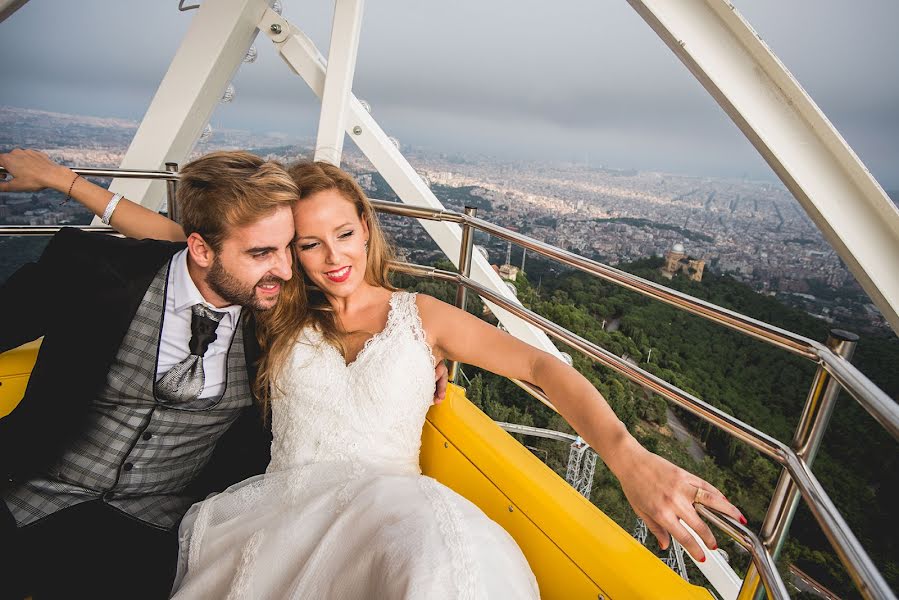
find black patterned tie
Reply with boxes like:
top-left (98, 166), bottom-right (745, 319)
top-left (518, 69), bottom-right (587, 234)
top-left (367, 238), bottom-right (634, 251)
top-left (156, 304), bottom-right (226, 406)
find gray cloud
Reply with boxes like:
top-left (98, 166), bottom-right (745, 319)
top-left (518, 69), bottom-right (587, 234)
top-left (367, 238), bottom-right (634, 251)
top-left (1, 0), bottom-right (896, 186)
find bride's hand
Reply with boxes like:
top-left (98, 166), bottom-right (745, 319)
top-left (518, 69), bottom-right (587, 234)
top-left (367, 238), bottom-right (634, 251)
top-left (0, 149), bottom-right (75, 193)
top-left (432, 361), bottom-right (448, 404)
top-left (611, 440), bottom-right (746, 562)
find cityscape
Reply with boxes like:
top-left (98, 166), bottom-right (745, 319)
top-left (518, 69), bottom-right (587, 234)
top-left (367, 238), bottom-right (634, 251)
top-left (0, 104), bottom-right (890, 333)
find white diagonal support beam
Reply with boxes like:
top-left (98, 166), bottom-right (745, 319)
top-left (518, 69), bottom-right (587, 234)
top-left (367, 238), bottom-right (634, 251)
top-left (94, 0), bottom-right (268, 222)
top-left (0, 0), bottom-right (28, 24)
top-left (627, 0), bottom-right (899, 334)
top-left (261, 10), bottom-right (560, 357)
top-left (314, 0), bottom-right (365, 166)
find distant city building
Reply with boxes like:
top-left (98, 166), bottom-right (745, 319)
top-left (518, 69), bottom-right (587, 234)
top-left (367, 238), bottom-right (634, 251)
top-left (428, 171), bottom-right (455, 184)
top-left (496, 241), bottom-right (520, 281)
top-left (497, 264), bottom-right (519, 282)
top-left (661, 242), bottom-right (705, 282)
top-left (357, 173), bottom-right (373, 191)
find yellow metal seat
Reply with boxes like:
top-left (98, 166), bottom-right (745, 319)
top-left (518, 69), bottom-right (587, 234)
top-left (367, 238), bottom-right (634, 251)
top-left (1, 342), bottom-right (710, 599)
top-left (0, 340), bottom-right (40, 419)
top-left (422, 385), bottom-right (711, 599)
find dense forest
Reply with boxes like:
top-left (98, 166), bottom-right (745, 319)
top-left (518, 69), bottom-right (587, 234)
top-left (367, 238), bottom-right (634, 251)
top-left (394, 256), bottom-right (897, 598)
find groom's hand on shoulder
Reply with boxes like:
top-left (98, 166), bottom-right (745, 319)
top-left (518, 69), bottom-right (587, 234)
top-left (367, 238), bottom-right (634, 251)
top-left (433, 361), bottom-right (448, 404)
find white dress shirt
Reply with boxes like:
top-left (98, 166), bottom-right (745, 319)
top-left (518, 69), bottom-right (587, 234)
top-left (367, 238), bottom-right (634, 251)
top-left (156, 249), bottom-right (243, 399)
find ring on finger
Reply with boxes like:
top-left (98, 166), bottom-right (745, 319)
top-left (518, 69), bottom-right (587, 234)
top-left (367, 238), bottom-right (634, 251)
top-left (693, 486), bottom-right (704, 505)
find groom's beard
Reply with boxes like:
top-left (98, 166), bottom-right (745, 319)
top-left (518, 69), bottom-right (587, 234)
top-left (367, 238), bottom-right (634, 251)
top-left (207, 257), bottom-right (284, 311)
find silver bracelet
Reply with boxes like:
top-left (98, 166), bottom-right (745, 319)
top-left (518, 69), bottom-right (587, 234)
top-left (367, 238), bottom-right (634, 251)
top-left (101, 193), bottom-right (123, 225)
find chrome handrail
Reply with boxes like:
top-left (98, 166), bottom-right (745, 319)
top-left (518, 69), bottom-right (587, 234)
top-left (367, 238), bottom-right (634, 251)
top-left (374, 200), bottom-right (898, 443)
top-left (0, 226), bottom-right (118, 236)
top-left (0, 165), bottom-right (179, 227)
top-left (7, 197), bottom-right (892, 437)
top-left (495, 422), bottom-right (580, 444)
top-left (696, 506), bottom-right (790, 600)
top-left (0, 167), bottom-right (177, 180)
top-left (373, 199), bottom-right (817, 358)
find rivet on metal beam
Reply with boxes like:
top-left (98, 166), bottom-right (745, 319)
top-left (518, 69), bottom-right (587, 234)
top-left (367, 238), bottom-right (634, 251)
top-left (352, 125), bottom-right (363, 136)
top-left (270, 23), bottom-right (282, 34)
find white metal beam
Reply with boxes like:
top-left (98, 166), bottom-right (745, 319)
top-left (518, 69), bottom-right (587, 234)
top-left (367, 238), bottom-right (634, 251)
top-left (627, 0), bottom-right (899, 333)
top-left (680, 520), bottom-right (742, 600)
top-left (260, 9), bottom-right (560, 357)
top-left (0, 0), bottom-right (28, 24)
top-left (95, 0), bottom-right (268, 222)
top-left (314, 0), bottom-right (365, 166)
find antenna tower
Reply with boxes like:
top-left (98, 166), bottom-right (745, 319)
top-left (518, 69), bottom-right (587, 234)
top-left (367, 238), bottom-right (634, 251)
top-left (564, 437), bottom-right (597, 498)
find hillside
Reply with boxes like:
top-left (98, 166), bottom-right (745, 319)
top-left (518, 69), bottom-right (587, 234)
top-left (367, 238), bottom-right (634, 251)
top-left (395, 256), bottom-right (898, 597)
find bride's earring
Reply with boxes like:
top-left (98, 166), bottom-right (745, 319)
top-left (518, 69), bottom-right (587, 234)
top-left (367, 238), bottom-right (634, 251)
top-left (364, 240), bottom-right (369, 254)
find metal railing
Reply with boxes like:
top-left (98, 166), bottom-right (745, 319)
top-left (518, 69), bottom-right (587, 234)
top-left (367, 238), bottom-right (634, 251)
top-left (373, 199), bottom-right (898, 442)
top-left (1, 168), bottom-right (895, 599)
top-left (0, 166), bottom-right (180, 222)
top-left (380, 201), bottom-right (895, 600)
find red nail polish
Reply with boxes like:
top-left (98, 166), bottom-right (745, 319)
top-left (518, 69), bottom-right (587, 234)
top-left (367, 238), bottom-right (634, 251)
top-left (699, 556), bottom-right (706, 563)
top-left (711, 544), bottom-right (718, 550)
top-left (739, 515), bottom-right (748, 525)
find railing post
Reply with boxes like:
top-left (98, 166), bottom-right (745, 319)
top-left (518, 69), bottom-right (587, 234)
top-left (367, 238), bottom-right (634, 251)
top-left (448, 206), bottom-right (477, 383)
top-left (165, 162), bottom-right (179, 223)
top-left (740, 329), bottom-right (859, 600)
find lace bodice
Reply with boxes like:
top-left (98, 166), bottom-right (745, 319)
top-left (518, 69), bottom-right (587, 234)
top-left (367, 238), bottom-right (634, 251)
top-left (174, 292), bottom-right (540, 600)
top-left (267, 291), bottom-right (436, 475)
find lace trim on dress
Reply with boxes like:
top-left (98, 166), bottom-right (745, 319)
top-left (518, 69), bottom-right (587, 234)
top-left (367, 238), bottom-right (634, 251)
top-left (188, 495), bottom-right (214, 569)
top-left (403, 292), bottom-right (438, 367)
top-left (225, 529), bottom-right (265, 600)
top-left (336, 291), bottom-right (405, 369)
top-left (418, 477), bottom-right (483, 600)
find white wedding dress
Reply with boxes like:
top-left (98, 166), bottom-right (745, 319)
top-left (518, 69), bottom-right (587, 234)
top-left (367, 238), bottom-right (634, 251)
top-left (170, 292), bottom-right (539, 599)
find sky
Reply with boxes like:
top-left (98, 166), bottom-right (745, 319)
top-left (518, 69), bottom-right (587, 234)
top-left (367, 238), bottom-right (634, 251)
top-left (1, 0), bottom-right (897, 188)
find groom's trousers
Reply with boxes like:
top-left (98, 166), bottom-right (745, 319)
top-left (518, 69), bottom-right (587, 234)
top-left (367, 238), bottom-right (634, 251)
top-left (0, 499), bottom-right (178, 600)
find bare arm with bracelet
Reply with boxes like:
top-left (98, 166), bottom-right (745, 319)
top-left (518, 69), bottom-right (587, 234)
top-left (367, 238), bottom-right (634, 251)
top-left (0, 149), bottom-right (185, 241)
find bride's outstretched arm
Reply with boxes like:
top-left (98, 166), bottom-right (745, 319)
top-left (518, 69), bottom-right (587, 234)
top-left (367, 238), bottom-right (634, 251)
top-left (0, 149), bottom-right (186, 241)
top-left (416, 294), bottom-right (746, 563)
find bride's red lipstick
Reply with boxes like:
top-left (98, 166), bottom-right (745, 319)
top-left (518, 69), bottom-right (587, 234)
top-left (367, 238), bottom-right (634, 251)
top-left (324, 265), bottom-right (352, 283)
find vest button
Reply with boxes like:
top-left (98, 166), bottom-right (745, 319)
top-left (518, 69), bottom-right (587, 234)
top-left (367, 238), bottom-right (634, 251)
top-left (124, 462), bottom-right (134, 472)
top-left (142, 432), bottom-right (153, 441)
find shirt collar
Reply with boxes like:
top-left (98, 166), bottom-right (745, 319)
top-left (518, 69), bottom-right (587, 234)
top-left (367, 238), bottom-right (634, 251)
top-left (171, 249), bottom-right (242, 328)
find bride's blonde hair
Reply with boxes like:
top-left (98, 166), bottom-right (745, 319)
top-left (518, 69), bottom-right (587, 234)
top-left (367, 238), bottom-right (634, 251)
top-left (254, 161), bottom-right (396, 412)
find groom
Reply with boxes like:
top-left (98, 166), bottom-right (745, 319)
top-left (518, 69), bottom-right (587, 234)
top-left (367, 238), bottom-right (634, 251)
top-left (0, 149), bottom-right (448, 599)
top-left (0, 149), bottom-right (298, 599)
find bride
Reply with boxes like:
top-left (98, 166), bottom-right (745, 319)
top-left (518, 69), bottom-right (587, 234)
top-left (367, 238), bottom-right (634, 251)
top-left (2, 152), bottom-right (743, 599)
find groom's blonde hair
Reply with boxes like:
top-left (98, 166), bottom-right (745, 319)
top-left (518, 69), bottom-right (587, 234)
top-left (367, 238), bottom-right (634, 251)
top-left (254, 161), bottom-right (396, 412)
top-left (178, 150), bottom-right (298, 250)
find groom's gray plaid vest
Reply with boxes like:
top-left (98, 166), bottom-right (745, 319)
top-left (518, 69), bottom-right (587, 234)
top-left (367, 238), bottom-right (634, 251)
top-left (2, 260), bottom-right (252, 530)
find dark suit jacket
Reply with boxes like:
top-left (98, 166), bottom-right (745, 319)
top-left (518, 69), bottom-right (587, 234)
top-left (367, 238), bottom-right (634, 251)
top-left (0, 227), bottom-right (271, 504)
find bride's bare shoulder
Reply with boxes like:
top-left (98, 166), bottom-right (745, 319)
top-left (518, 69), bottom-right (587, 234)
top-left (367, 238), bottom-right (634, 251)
top-left (410, 292), bottom-right (448, 322)
top-left (412, 292), bottom-right (451, 314)
top-left (412, 293), bottom-right (471, 330)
